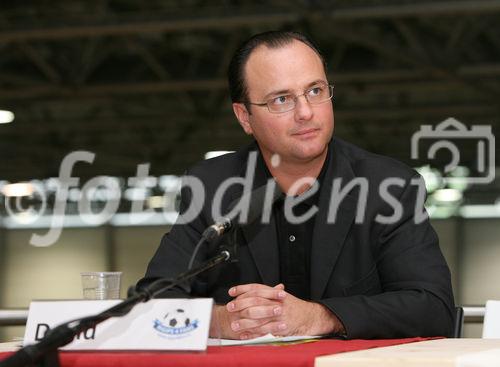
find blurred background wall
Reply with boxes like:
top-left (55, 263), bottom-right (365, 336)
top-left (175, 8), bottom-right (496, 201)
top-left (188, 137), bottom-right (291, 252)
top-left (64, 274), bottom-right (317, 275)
top-left (1, 219), bottom-right (500, 340)
top-left (1, 1), bottom-right (499, 341)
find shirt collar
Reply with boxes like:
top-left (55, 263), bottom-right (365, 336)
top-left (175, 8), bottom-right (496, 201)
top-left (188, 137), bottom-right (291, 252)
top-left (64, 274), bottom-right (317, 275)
top-left (257, 143), bottom-right (331, 207)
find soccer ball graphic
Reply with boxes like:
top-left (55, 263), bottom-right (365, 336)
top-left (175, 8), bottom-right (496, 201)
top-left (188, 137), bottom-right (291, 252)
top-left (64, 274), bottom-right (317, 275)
top-left (164, 308), bottom-right (191, 328)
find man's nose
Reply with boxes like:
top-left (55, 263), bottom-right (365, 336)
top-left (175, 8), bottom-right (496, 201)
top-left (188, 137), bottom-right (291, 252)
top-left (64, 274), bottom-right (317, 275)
top-left (294, 95), bottom-right (313, 121)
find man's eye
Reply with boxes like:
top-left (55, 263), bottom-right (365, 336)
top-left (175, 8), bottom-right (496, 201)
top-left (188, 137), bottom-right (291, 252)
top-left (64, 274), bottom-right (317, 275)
top-left (308, 86), bottom-right (323, 96)
top-left (271, 95), bottom-right (291, 105)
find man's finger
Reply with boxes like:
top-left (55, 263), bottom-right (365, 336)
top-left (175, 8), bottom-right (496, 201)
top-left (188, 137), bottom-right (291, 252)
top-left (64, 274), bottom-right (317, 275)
top-left (228, 283), bottom-right (270, 296)
top-left (227, 296), bottom-right (281, 312)
top-left (230, 317), bottom-right (270, 333)
top-left (230, 303), bottom-right (282, 319)
top-left (229, 285), bottom-right (287, 300)
top-left (237, 321), bottom-right (288, 339)
top-left (235, 289), bottom-right (286, 302)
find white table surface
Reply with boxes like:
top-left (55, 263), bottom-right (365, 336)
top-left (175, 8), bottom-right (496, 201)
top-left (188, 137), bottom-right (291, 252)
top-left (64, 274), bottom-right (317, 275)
top-left (315, 338), bottom-right (500, 367)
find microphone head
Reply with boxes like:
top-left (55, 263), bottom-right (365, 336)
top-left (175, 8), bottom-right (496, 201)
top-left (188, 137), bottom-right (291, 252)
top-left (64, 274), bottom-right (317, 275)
top-left (202, 217), bottom-right (232, 242)
top-left (203, 181), bottom-right (282, 242)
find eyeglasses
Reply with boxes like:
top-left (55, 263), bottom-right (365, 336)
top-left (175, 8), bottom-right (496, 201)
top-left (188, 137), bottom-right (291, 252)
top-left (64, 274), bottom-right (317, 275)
top-left (246, 83), bottom-right (334, 113)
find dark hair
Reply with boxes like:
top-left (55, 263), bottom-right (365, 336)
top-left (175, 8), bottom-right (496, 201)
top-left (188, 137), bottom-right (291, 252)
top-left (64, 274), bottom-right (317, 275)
top-left (227, 31), bottom-right (327, 104)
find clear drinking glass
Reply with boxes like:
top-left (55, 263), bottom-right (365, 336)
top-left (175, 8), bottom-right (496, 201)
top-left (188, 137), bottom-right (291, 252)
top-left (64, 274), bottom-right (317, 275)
top-left (81, 272), bottom-right (122, 300)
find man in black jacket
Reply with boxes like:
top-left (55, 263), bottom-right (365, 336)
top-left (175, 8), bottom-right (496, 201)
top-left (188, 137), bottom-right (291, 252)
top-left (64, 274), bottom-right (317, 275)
top-left (138, 31), bottom-right (455, 340)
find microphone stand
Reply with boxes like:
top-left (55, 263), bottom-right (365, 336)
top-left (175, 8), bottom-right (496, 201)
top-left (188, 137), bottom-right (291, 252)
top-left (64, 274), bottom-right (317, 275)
top-left (0, 246), bottom-right (232, 367)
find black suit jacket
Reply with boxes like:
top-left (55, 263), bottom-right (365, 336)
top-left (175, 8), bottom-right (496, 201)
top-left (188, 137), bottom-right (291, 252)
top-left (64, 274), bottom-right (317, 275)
top-left (138, 138), bottom-right (455, 339)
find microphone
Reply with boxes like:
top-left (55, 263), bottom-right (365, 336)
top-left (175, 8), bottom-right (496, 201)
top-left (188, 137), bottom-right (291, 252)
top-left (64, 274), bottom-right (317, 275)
top-left (188, 181), bottom-right (282, 271)
top-left (201, 181), bottom-right (282, 243)
top-left (201, 217), bottom-right (232, 242)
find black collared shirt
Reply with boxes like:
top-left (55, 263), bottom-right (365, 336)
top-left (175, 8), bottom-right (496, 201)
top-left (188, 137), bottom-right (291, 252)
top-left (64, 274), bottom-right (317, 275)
top-left (263, 150), bottom-right (330, 300)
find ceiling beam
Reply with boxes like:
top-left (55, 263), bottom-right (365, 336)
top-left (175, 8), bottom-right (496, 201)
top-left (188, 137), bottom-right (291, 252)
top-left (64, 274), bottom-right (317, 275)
top-left (1, 1), bottom-right (500, 43)
top-left (0, 13), bottom-right (299, 43)
top-left (17, 43), bottom-right (61, 83)
top-left (2, 64), bottom-right (500, 101)
top-left (328, 26), bottom-right (500, 104)
top-left (326, 0), bottom-right (500, 20)
top-left (393, 20), bottom-right (431, 62)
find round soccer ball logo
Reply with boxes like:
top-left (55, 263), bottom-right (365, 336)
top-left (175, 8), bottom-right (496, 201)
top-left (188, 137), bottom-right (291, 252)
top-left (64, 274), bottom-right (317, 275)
top-left (153, 308), bottom-right (199, 338)
top-left (166, 309), bottom-right (191, 328)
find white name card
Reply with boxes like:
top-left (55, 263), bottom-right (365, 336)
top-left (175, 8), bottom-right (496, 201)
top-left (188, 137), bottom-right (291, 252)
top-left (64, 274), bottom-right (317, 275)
top-left (24, 298), bottom-right (213, 351)
top-left (483, 300), bottom-right (500, 338)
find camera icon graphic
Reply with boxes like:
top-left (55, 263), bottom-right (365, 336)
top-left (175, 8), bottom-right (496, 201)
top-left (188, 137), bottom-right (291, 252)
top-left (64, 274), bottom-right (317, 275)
top-left (411, 118), bottom-right (495, 185)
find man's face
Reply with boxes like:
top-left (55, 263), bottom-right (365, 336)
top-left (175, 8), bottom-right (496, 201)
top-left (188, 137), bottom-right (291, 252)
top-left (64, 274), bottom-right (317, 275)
top-left (233, 40), bottom-right (334, 165)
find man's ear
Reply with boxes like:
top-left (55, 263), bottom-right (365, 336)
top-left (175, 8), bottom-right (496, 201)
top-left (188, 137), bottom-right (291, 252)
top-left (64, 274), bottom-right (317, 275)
top-left (232, 103), bottom-right (253, 135)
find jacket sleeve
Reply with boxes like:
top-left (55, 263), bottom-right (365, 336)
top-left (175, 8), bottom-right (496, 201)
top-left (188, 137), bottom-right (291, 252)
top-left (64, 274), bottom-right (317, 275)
top-left (136, 171), bottom-right (211, 298)
top-left (318, 175), bottom-right (455, 339)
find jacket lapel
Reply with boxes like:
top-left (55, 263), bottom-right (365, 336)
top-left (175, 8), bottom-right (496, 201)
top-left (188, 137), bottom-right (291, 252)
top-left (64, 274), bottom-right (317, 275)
top-left (226, 146), bottom-right (281, 286)
top-left (310, 140), bottom-right (358, 299)
top-left (226, 139), bottom-right (359, 293)
top-left (241, 216), bottom-right (280, 286)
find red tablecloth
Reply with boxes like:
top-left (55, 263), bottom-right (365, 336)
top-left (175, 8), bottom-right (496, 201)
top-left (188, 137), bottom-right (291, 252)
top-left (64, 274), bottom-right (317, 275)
top-left (0, 337), bottom-right (434, 367)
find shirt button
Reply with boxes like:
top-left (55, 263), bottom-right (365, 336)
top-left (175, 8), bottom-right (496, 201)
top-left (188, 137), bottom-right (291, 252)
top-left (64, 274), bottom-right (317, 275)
top-left (288, 235), bottom-right (296, 242)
